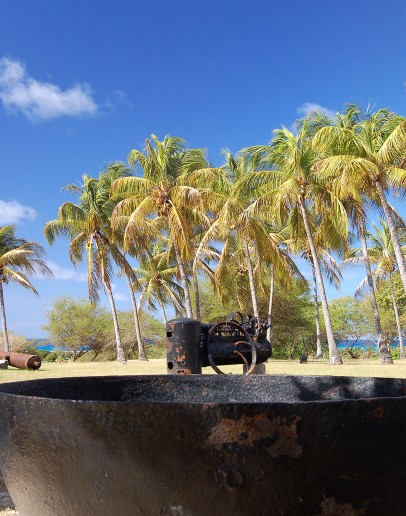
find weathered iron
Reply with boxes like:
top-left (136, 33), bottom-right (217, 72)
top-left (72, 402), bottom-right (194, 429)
top-left (166, 315), bottom-right (272, 374)
top-left (0, 375), bottom-right (405, 515)
top-left (0, 351), bottom-right (41, 370)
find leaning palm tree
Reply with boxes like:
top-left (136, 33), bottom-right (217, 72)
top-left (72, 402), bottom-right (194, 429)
top-left (353, 220), bottom-right (405, 359)
top-left (0, 226), bottom-right (52, 352)
top-left (315, 106), bottom-right (390, 359)
top-left (237, 115), bottom-right (345, 363)
top-left (111, 135), bottom-right (210, 319)
top-left (313, 108), bottom-right (406, 294)
top-left (44, 163), bottom-right (137, 363)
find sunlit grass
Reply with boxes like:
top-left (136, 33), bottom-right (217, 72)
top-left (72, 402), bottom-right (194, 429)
top-left (1, 357), bottom-right (405, 384)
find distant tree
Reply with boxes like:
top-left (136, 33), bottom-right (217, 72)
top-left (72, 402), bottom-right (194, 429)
top-left (329, 297), bottom-right (372, 358)
top-left (376, 273), bottom-right (406, 358)
top-left (198, 280), bottom-right (238, 323)
top-left (265, 282), bottom-right (315, 359)
top-left (117, 310), bottom-right (166, 359)
top-left (0, 331), bottom-right (29, 352)
top-left (43, 297), bottom-right (112, 361)
top-left (0, 225), bottom-right (52, 352)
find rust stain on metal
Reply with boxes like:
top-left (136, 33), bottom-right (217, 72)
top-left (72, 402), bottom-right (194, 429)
top-left (177, 354), bottom-right (186, 365)
top-left (371, 405), bottom-right (386, 419)
top-left (177, 368), bottom-right (193, 375)
top-left (268, 416), bottom-right (302, 458)
top-left (320, 496), bottom-right (368, 515)
top-left (206, 414), bottom-right (302, 457)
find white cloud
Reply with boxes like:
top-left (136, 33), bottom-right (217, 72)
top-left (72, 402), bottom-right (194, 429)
top-left (0, 199), bottom-right (37, 224)
top-left (297, 102), bottom-right (336, 119)
top-left (0, 57), bottom-right (98, 121)
top-left (45, 261), bottom-right (87, 282)
top-left (112, 90), bottom-right (132, 108)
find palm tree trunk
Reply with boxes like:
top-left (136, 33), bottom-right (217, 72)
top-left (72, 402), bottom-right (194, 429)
top-left (193, 269), bottom-right (201, 321)
top-left (298, 197), bottom-right (342, 364)
top-left (375, 180), bottom-right (406, 295)
top-left (125, 275), bottom-right (147, 361)
top-left (359, 220), bottom-right (392, 364)
top-left (0, 282), bottom-right (10, 352)
top-left (389, 275), bottom-right (405, 359)
top-left (243, 240), bottom-right (259, 321)
top-left (173, 242), bottom-right (193, 318)
top-left (310, 256), bottom-right (323, 359)
top-left (137, 288), bottom-right (145, 315)
top-left (105, 280), bottom-right (126, 364)
top-left (266, 265), bottom-right (274, 343)
top-left (158, 297), bottom-right (168, 325)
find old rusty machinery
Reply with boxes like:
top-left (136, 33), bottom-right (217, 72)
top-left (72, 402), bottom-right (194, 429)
top-left (0, 351), bottom-right (42, 370)
top-left (166, 313), bottom-right (272, 375)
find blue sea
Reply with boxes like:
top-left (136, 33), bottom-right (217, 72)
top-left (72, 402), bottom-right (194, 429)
top-left (37, 344), bottom-right (55, 351)
top-left (336, 340), bottom-right (399, 350)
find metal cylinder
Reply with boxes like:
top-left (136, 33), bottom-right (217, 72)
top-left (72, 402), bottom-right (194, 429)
top-left (166, 318), bottom-right (202, 374)
top-left (0, 352), bottom-right (42, 370)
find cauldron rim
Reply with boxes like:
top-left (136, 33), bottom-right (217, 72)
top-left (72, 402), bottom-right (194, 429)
top-left (1, 374), bottom-right (405, 406)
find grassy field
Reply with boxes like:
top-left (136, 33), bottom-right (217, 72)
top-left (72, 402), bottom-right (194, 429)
top-left (1, 357), bottom-right (406, 384)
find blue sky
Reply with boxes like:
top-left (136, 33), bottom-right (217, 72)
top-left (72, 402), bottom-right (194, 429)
top-left (0, 0), bottom-right (405, 338)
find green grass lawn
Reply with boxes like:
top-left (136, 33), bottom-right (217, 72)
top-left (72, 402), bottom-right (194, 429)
top-left (1, 357), bottom-right (405, 384)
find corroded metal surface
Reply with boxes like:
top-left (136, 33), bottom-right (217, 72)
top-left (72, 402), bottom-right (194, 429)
top-left (166, 317), bottom-right (272, 374)
top-left (0, 352), bottom-right (41, 370)
top-left (0, 375), bottom-right (406, 515)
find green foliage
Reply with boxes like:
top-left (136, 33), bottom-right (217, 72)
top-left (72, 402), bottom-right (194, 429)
top-left (198, 278), bottom-right (316, 359)
top-left (43, 296), bottom-right (166, 361)
top-left (329, 297), bottom-right (377, 359)
top-left (43, 297), bottom-right (112, 360)
top-left (115, 310), bottom-right (165, 359)
top-left (375, 273), bottom-right (406, 343)
top-left (43, 351), bottom-right (71, 362)
top-left (198, 280), bottom-right (237, 322)
top-left (329, 297), bottom-right (373, 346)
top-left (264, 282), bottom-right (316, 359)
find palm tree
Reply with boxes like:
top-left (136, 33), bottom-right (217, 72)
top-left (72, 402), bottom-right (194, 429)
top-left (311, 106), bottom-right (397, 364)
top-left (0, 226), bottom-right (52, 352)
top-left (111, 135), bottom-right (210, 319)
top-left (190, 235), bottom-right (218, 322)
top-left (281, 209), bottom-right (344, 359)
top-left (116, 266), bottom-right (147, 360)
top-left (258, 223), bottom-right (303, 345)
top-left (313, 109), bottom-right (406, 294)
top-left (237, 116), bottom-right (345, 363)
top-left (44, 163), bottom-right (137, 363)
top-left (354, 220), bottom-right (405, 359)
top-left (193, 150), bottom-right (297, 330)
top-left (135, 242), bottom-right (185, 325)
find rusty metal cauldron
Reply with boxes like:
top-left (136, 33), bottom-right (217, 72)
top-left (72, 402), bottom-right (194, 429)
top-left (0, 375), bottom-right (406, 516)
